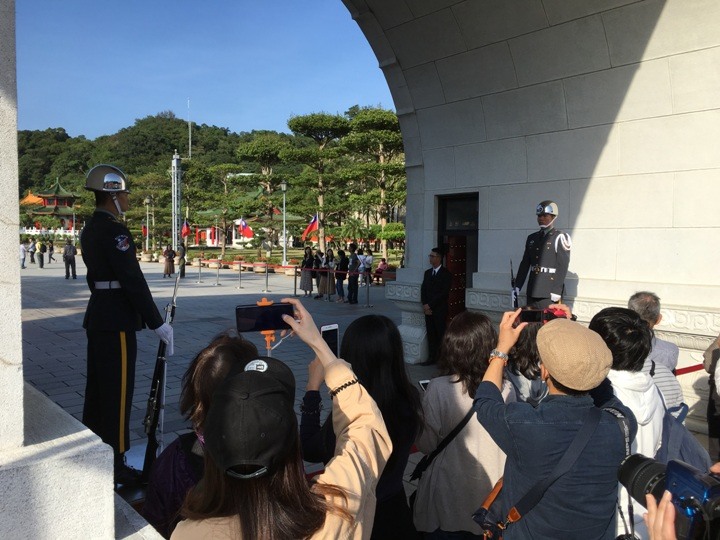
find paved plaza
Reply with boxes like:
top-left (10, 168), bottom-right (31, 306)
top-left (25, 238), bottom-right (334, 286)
top-left (19, 256), bottom-right (434, 481)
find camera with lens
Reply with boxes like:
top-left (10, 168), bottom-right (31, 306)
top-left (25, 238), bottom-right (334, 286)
top-left (618, 454), bottom-right (720, 539)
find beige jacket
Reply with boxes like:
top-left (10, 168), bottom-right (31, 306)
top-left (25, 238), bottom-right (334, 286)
top-left (171, 358), bottom-right (392, 540)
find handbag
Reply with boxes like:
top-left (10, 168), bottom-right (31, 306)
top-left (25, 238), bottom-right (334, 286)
top-left (409, 405), bottom-right (476, 510)
top-left (473, 407), bottom-right (603, 538)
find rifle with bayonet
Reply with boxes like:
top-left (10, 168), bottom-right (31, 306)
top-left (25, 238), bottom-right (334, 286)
top-left (141, 274), bottom-right (180, 482)
top-left (510, 260), bottom-right (519, 309)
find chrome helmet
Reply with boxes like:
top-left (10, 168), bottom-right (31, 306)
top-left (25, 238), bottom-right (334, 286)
top-left (85, 164), bottom-right (129, 193)
top-left (536, 200), bottom-right (559, 216)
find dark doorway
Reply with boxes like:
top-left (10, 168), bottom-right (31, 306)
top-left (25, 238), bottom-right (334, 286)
top-left (438, 194), bottom-right (479, 320)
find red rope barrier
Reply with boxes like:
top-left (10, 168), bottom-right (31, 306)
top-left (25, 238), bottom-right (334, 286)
top-left (675, 364), bottom-right (705, 376)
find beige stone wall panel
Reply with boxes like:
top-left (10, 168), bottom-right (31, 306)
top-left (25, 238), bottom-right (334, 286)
top-left (454, 138), bottom-right (527, 187)
top-left (669, 46), bottom-right (720, 114)
top-left (407, 0), bottom-right (458, 19)
top-left (618, 110), bottom-right (720, 174)
top-left (565, 229), bottom-right (619, 281)
top-left (452, 0), bottom-right (548, 49)
top-left (404, 62), bottom-right (446, 109)
top-left (508, 15), bottom-right (611, 87)
top-left (526, 124), bottom-right (619, 181)
top-left (616, 228), bottom-right (720, 285)
top-left (482, 81), bottom-right (567, 139)
top-left (385, 9), bottom-right (466, 69)
top-left (603, 0), bottom-right (720, 66)
top-left (422, 147), bottom-right (456, 190)
top-left (488, 180), bottom-right (571, 231)
top-left (569, 173), bottom-right (674, 229)
top-left (542, 0), bottom-right (641, 26)
top-left (357, 0), bottom-right (413, 29)
top-left (672, 170), bottom-right (720, 228)
top-left (564, 59), bottom-right (673, 128)
top-left (435, 42), bottom-right (518, 102)
top-left (415, 98), bottom-right (486, 149)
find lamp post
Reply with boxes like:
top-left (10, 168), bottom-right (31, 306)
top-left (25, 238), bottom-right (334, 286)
top-left (279, 180), bottom-right (288, 265)
top-left (144, 196), bottom-right (152, 252)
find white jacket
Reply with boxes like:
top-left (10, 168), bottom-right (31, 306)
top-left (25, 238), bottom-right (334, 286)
top-left (608, 369), bottom-right (664, 538)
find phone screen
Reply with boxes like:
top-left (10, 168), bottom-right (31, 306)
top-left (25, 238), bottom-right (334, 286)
top-left (321, 324), bottom-right (339, 356)
top-left (235, 303), bottom-right (294, 332)
top-left (418, 380), bottom-right (430, 392)
top-left (519, 309), bottom-right (544, 323)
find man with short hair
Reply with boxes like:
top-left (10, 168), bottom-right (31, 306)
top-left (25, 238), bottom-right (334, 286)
top-left (627, 291), bottom-right (684, 416)
top-left (628, 291), bottom-right (679, 371)
top-left (476, 313), bottom-right (636, 538)
top-left (589, 307), bottom-right (665, 538)
top-left (515, 201), bottom-right (571, 309)
top-left (63, 238), bottom-right (77, 279)
top-left (347, 243), bottom-right (360, 304)
top-left (420, 246), bottom-right (452, 364)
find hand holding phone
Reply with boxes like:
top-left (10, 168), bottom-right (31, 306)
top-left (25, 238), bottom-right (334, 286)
top-left (235, 303), bottom-right (295, 332)
top-left (321, 324), bottom-right (339, 357)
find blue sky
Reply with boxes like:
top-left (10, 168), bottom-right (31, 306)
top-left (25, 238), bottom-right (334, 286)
top-left (16, 1), bottom-right (394, 139)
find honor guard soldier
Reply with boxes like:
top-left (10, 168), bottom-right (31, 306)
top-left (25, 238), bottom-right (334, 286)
top-left (81, 164), bottom-right (174, 486)
top-left (515, 201), bottom-right (571, 309)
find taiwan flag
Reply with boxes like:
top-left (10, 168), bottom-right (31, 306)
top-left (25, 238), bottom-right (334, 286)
top-left (301, 214), bottom-right (318, 242)
top-left (181, 220), bottom-right (191, 238)
top-left (238, 218), bottom-right (254, 239)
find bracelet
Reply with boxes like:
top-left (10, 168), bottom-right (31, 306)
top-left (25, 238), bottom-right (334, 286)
top-left (329, 378), bottom-right (358, 398)
top-left (300, 402), bottom-right (323, 415)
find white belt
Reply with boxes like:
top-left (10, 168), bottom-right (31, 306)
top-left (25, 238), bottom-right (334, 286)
top-left (94, 280), bottom-right (122, 289)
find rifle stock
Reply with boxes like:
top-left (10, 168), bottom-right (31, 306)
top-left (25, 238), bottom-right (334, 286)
top-left (141, 275), bottom-right (180, 482)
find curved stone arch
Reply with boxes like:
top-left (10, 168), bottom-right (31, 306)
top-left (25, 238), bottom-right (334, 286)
top-left (343, 0), bottom-right (720, 432)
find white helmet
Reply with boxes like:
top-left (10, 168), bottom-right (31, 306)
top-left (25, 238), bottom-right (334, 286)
top-left (536, 200), bottom-right (559, 216)
top-left (85, 164), bottom-right (129, 193)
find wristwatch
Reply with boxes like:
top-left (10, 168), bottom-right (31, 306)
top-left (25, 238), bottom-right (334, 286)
top-left (489, 349), bottom-right (509, 366)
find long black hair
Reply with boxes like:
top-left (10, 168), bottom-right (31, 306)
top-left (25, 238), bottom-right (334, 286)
top-left (340, 315), bottom-right (423, 470)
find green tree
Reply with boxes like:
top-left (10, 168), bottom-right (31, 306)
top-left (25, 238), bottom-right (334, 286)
top-left (343, 107), bottom-right (405, 258)
top-left (285, 113), bottom-right (351, 251)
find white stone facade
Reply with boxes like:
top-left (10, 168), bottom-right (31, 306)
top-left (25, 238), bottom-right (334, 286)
top-left (345, 0), bottom-right (720, 430)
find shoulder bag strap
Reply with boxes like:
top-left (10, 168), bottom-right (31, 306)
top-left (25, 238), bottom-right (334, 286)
top-left (410, 405), bottom-right (476, 481)
top-left (504, 406), bottom-right (602, 525)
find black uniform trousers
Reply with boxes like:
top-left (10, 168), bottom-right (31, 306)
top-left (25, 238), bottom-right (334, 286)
top-left (83, 329), bottom-right (137, 456)
top-left (64, 257), bottom-right (77, 278)
top-left (348, 274), bottom-right (359, 304)
top-left (424, 312), bottom-right (446, 364)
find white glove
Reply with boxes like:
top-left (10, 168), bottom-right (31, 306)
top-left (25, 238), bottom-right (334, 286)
top-left (513, 287), bottom-right (521, 296)
top-left (154, 323), bottom-right (174, 356)
top-left (550, 293), bottom-right (561, 303)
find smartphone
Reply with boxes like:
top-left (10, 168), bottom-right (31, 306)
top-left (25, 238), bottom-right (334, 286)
top-left (235, 303), bottom-right (294, 332)
top-left (321, 324), bottom-right (339, 357)
top-left (418, 379), bottom-right (430, 392)
top-left (519, 309), bottom-right (544, 323)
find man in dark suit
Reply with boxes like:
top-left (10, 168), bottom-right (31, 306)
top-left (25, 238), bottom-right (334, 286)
top-left (81, 164), bottom-right (174, 486)
top-left (515, 200), bottom-right (571, 309)
top-left (421, 246), bottom-right (452, 364)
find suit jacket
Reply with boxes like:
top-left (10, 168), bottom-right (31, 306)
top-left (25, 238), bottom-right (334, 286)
top-left (421, 266), bottom-right (452, 317)
top-left (516, 227), bottom-right (571, 299)
top-left (81, 210), bottom-right (163, 332)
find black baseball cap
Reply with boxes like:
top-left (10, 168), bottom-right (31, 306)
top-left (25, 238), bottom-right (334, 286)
top-left (203, 357), bottom-right (297, 479)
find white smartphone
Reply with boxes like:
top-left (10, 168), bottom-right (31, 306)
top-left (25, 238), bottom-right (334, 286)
top-left (418, 379), bottom-right (430, 392)
top-left (321, 324), bottom-right (339, 357)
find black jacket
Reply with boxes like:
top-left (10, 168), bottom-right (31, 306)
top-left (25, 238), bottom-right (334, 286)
top-left (420, 266), bottom-right (452, 317)
top-left (81, 210), bottom-right (163, 332)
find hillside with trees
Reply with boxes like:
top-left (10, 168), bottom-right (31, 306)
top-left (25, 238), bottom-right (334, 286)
top-left (18, 106), bottom-right (406, 258)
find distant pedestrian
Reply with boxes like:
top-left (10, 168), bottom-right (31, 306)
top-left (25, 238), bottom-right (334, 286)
top-left (63, 239), bottom-right (77, 279)
top-left (300, 246), bottom-right (314, 297)
top-left (37, 239), bottom-right (46, 268)
top-left (335, 249), bottom-right (348, 302)
top-left (178, 242), bottom-right (186, 278)
top-left (347, 243), bottom-right (360, 304)
top-left (48, 240), bottom-right (56, 263)
top-left (163, 245), bottom-right (176, 278)
top-left (19, 239), bottom-right (27, 269)
top-left (28, 239), bottom-right (36, 263)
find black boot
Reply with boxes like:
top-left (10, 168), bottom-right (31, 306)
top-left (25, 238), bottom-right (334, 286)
top-left (114, 453), bottom-right (141, 487)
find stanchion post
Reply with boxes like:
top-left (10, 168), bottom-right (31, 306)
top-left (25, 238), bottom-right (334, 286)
top-left (214, 260), bottom-right (221, 286)
top-left (236, 262), bottom-right (243, 289)
top-left (293, 265), bottom-right (299, 297)
top-left (363, 271), bottom-right (373, 308)
top-left (196, 259), bottom-right (203, 283)
top-left (262, 262), bottom-right (270, 293)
